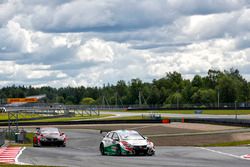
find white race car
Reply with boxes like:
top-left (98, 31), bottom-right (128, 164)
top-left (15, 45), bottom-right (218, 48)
top-left (100, 130), bottom-right (155, 156)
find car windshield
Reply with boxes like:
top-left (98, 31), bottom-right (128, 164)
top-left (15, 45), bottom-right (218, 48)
top-left (119, 131), bottom-right (144, 140)
top-left (40, 128), bottom-right (59, 134)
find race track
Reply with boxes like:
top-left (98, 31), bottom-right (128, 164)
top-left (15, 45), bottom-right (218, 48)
top-left (19, 129), bottom-right (250, 167)
top-left (100, 111), bottom-right (250, 120)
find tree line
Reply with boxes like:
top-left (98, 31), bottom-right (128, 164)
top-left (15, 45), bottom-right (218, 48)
top-left (0, 68), bottom-right (250, 106)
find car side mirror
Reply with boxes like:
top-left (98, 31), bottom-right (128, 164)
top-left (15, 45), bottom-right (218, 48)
top-left (100, 130), bottom-right (108, 137)
top-left (60, 132), bottom-right (65, 136)
top-left (144, 136), bottom-right (148, 140)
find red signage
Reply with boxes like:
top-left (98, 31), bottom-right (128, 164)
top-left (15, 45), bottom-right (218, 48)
top-left (7, 98), bottom-right (38, 103)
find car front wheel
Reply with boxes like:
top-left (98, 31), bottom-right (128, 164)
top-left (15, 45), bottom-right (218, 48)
top-left (34, 141), bottom-right (41, 147)
top-left (146, 148), bottom-right (155, 156)
top-left (100, 143), bottom-right (105, 155)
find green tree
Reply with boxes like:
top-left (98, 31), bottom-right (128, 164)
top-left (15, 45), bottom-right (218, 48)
top-left (192, 75), bottom-right (203, 88)
top-left (80, 97), bottom-right (96, 105)
top-left (165, 92), bottom-right (183, 106)
top-left (217, 75), bottom-right (237, 103)
top-left (56, 96), bottom-right (65, 103)
top-left (191, 89), bottom-right (216, 104)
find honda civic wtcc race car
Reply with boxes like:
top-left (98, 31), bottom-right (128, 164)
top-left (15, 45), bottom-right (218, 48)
top-left (33, 127), bottom-right (66, 147)
top-left (99, 130), bottom-right (155, 156)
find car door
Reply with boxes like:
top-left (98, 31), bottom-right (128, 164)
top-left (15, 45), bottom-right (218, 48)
top-left (103, 132), bottom-right (113, 151)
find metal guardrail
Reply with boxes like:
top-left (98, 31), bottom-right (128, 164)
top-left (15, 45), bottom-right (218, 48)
top-left (184, 118), bottom-right (250, 127)
top-left (3, 105), bottom-right (100, 116)
top-left (2, 102), bottom-right (250, 111)
top-left (0, 119), bottom-right (166, 126)
top-left (0, 117), bottom-right (249, 127)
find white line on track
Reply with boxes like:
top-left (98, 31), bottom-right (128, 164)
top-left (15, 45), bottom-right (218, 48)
top-left (15, 147), bottom-right (32, 165)
top-left (128, 124), bottom-right (160, 130)
top-left (15, 147), bottom-right (25, 164)
top-left (198, 147), bottom-right (250, 160)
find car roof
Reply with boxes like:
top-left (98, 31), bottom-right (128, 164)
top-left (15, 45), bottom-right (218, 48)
top-left (110, 130), bottom-right (138, 134)
top-left (40, 127), bottom-right (58, 130)
top-left (40, 127), bottom-right (59, 132)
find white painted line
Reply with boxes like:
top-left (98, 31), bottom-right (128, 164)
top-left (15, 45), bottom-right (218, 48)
top-left (199, 147), bottom-right (245, 160)
top-left (14, 147), bottom-right (32, 165)
top-left (129, 124), bottom-right (159, 130)
top-left (15, 147), bottom-right (25, 164)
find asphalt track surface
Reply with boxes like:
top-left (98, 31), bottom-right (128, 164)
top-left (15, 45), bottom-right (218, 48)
top-left (19, 129), bottom-right (250, 167)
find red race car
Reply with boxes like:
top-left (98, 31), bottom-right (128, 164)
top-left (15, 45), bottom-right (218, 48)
top-left (33, 127), bottom-right (66, 147)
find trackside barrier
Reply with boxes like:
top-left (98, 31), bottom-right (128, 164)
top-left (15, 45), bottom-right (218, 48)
top-left (0, 118), bottom-right (249, 127)
top-left (0, 119), bottom-right (171, 126)
top-left (184, 118), bottom-right (250, 127)
top-left (0, 129), bottom-right (5, 146)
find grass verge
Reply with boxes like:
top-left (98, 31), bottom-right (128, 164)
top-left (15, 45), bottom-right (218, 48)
top-left (203, 140), bottom-right (250, 147)
top-left (18, 114), bottom-right (114, 122)
top-left (6, 132), bottom-right (33, 147)
top-left (0, 113), bottom-right (43, 121)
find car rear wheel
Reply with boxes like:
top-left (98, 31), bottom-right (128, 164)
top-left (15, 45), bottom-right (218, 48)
top-left (100, 143), bottom-right (105, 155)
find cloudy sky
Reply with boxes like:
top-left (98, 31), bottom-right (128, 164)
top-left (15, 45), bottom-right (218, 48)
top-left (0, 0), bottom-right (250, 88)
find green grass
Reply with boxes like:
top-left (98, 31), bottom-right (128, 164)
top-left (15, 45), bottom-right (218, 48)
top-left (6, 132), bottom-right (33, 147)
top-left (0, 113), bottom-right (43, 121)
top-left (108, 109), bottom-right (250, 115)
top-left (203, 140), bottom-right (250, 147)
top-left (8, 143), bottom-right (33, 147)
top-left (22, 114), bottom-right (114, 122)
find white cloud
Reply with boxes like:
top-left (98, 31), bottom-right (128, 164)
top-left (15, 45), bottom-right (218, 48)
top-left (76, 38), bottom-right (114, 63)
top-left (0, 0), bottom-right (23, 26)
top-left (0, 0), bottom-right (250, 87)
top-left (147, 38), bottom-right (250, 78)
top-left (0, 20), bottom-right (38, 53)
top-left (52, 36), bottom-right (81, 48)
top-left (31, 0), bottom-right (115, 32)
